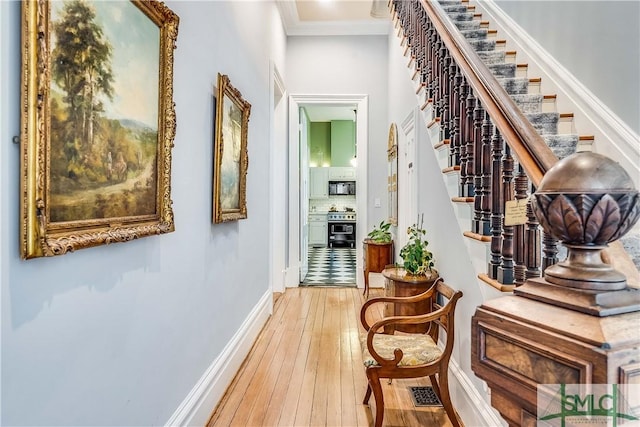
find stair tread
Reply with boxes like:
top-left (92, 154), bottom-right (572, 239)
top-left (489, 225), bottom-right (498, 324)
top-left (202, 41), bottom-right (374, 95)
top-left (511, 94), bottom-right (544, 113)
top-left (488, 63), bottom-right (517, 78)
top-left (461, 29), bottom-right (488, 39)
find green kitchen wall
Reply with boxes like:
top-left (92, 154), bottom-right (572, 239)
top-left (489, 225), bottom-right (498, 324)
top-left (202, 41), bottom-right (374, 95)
top-left (330, 120), bottom-right (355, 167)
top-left (309, 120), bottom-right (355, 167)
top-left (309, 122), bottom-right (331, 166)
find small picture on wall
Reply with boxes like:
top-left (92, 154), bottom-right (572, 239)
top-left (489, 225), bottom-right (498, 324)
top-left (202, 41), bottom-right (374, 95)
top-left (213, 73), bottom-right (251, 223)
top-left (388, 123), bottom-right (398, 226)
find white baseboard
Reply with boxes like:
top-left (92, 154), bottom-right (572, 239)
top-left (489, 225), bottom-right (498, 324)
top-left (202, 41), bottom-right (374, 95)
top-left (449, 357), bottom-right (505, 427)
top-left (165, 290), bottom-right (272, 427)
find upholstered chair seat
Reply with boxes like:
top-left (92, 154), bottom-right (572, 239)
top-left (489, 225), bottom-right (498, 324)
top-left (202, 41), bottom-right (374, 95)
top-left (361, 333), bottom-right (442, 367)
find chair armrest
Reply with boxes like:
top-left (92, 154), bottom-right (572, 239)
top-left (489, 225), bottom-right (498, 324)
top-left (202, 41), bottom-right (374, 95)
top-left (364, 308), bottom-right (447, 367)
top-left (360, 277), bottom-right (442, 331)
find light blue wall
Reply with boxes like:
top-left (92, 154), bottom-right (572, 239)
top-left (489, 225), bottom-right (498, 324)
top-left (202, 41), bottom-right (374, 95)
top-left (494, 0), bottom-right (640, 134)
top-left (1, 1), bottom-right (285, 425)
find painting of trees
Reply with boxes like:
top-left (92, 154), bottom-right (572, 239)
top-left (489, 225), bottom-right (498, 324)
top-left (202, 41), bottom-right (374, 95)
top-left (48, 0), bottom-right (160, 222)
top-left (20, 0), bottom-right (178, 258)
top-left (52, 0), bottom-right (114, 149)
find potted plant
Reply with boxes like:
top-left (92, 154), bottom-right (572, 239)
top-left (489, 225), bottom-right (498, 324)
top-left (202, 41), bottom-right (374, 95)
top-left (366, 220), bottom-right (393, 244)
top-left (399, 215), bottom-right (435, 277)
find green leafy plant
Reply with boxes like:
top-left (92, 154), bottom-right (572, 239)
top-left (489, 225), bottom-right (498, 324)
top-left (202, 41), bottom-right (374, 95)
top-left (399, 214), bottom-right (434, 276)
top-left (367, 221), bottom-right (392, 244)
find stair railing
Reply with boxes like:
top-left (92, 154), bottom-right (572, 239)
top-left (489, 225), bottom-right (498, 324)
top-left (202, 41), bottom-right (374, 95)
top-left (392, 0), bottom-right (561, 287)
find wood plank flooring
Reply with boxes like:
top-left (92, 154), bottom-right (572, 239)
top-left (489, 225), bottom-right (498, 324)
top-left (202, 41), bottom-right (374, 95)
top-left (207, 287), bottom-right (454, 427)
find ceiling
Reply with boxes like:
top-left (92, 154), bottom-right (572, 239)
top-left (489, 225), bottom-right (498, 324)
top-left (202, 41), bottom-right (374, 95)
top-left (279, 0), bottom-right (390, 121)
top-left (277, 0), bottom-right (390, 36)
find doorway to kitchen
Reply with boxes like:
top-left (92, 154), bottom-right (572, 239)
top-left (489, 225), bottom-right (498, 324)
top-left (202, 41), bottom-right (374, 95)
top-left (286, 94), bottom-right (369, 289)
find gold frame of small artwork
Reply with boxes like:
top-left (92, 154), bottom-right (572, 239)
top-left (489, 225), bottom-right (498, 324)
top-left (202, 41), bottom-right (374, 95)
top-left (213, 73), bottom-right (251, 223)
top-left (388, 123), bottom-right (398, 226)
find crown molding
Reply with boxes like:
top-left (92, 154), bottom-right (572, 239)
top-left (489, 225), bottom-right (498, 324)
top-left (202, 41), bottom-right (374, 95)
top-left (276, 0), bottom-right (389, 36)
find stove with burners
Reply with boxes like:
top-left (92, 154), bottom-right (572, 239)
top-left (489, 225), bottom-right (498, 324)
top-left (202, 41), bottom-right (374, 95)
top-left (327, 212), bottom-right (356, 222)
top-left (327, 212), bottom-right (356, 248)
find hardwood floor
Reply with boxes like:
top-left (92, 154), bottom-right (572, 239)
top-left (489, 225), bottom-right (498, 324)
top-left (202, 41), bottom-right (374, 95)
top-left (207, 287), bottom-right (455, 427)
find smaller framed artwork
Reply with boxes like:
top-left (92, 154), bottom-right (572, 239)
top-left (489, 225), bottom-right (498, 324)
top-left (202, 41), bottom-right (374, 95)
top-left (388, 123), bottom-right (398, 226)
top-left (213, 73), bottom-right (251, 223)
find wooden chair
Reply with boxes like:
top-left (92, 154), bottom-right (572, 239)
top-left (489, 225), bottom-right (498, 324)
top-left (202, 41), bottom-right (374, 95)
top-left (360, 278), bottom-right (463, 427)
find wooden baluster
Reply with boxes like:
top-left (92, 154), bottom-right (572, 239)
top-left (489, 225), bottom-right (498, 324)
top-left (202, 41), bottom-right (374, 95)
top-left (448, 60), bottom-right (458, 145)
top-left (542, 232), bottom-right (560, 271)
top-left (432, 36), bottom-right (442, 119)
top-left (456, 77), bottom-right (468, 192)
top-left (513, 165), bottom-right (528, 286)
top-left (497, 143), bottom-right (514, 284)
top-left (426, 21), bottom-right (436, 100)
top-left (439, 45), bottom-right (450, 139)
top-left (440, 50), bottom-right (451, 140)
top-left (488, 126), bottom-right (504, 279)
top-left (463, 89), bottom-right (476, 197)
top-left (449, 66), bottom-right (462, 173)
top-left (422, 14), bottom-right (431, 89)
top-left (525, 195), bottom-right (542, 279)
top-left (480, 112), bottom-right (493, 236)
top-left (417, 9), bottom-right (426, 83)
top-left (472, 100), bottom-right (484, 234)
top-left (405, 1), bottom-right (413, 51)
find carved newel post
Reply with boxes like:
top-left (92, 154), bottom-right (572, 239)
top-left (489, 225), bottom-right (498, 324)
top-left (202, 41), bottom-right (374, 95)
top-left (471, 153), bottom-right (640, 427)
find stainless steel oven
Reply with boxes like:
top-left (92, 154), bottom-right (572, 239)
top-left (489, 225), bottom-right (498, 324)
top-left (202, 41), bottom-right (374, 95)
top-left (327, 212), bottom-right (356, 248)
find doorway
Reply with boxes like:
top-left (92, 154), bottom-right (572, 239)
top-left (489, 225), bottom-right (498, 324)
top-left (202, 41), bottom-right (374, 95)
top-left (286, 94), bottom-right (369, 290)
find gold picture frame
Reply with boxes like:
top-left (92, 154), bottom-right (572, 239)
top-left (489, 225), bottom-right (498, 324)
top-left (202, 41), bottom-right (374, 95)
top-left (213, 73), bottom-right (251, 223)
top-left (388, 123), bottom-right (398, 226)
top-left (20, 0), bottom-right (179, 259)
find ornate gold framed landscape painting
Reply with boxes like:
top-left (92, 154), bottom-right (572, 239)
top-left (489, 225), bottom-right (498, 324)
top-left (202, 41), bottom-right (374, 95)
top-left (388, 123), bottom-right (398, 226)
top-left (213, 73), bottom-right (251, 224)
top-left (20, 0), bottom-right (179, 259)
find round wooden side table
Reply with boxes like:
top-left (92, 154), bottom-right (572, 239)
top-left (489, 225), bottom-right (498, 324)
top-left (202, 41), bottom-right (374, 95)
top-left (381, 266), bottom-right (439, 334)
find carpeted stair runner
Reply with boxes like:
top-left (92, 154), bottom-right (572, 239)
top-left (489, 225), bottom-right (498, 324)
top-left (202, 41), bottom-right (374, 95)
top-left (435, 0), bottom-right (638, 273)
top-left (437, 0), bottom-right (579, 161)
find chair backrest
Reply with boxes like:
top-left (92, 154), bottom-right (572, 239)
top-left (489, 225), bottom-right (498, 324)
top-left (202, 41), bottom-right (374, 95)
top-left (427, 281), bottom-right (463, 359)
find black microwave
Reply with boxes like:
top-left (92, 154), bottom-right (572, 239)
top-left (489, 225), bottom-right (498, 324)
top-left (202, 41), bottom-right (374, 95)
top-left (328, 181), bottom-right (356, 196)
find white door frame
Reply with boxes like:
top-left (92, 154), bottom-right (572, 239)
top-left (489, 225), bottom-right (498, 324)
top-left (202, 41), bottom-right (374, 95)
top-left (269, 62), bottom-right (287, 295)
top-left (286, 94), bottom-right (369, 289)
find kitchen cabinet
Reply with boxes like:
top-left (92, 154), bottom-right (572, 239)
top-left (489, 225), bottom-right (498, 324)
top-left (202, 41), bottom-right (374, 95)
top-left (309, 214), bottom-right (328, 247)
top-left (309, 167), bottom-right (329, 199)
top-left (328, 167), bottom-right (356, 180)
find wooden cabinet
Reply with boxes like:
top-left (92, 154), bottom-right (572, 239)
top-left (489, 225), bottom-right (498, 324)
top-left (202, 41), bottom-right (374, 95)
top-left (472, 277), bottom-right (640, 427)
top-left (363, 239), bottom-right (394, 297)
top-left (309, 214), bottom-right (328, 247)
top-left (309, 167), bottom-right (329, 199)
top-left (382, 266), bottom-right (439, 334)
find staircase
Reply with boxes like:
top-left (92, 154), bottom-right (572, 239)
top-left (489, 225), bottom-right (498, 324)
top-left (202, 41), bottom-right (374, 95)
top-left (391, 0), bottom-right (640, 287)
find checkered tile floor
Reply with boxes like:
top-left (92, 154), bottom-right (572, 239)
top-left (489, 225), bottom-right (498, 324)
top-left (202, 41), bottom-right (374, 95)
top-left (302, 247), bottom-right (357, 286)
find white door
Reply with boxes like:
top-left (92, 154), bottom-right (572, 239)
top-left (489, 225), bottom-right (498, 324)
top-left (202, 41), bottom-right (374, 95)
top-left (299, 109), bottom-right (310, 282)
top-left (399, 110), bottom-right (417, 249)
